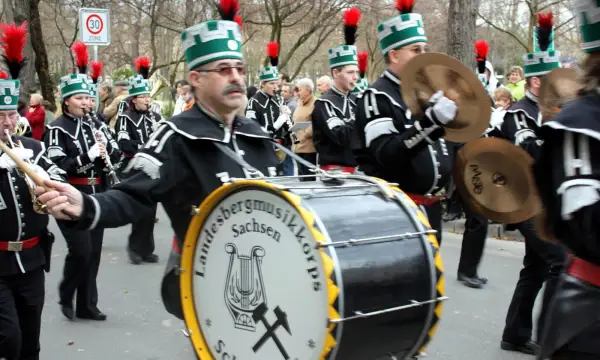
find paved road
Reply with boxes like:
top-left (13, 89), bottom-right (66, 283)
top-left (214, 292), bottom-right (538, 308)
top-left (40, 210), bottom-right (541, 360)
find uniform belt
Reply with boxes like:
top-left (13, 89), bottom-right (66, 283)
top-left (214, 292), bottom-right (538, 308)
top-left (320, 165), bottom-right (356, 174)
top-left (567, 257), bottom-right (600, 288)
top-left (68, 177), bottom-right (102, 185)
top-left (0, 236), bottom-right (40, 252)
top-left (407, 193), bottom-right (447, 206)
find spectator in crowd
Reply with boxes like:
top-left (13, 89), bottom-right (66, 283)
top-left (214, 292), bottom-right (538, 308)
top-left (17, 99), bottom-right (26, 116)
top-left (316, 75), bottom-right (332, 96)
top-left (42, 99), bottom-right (55, 126)
top-left (279, 72), bottom-right (291, 83)
top-left (491, 87), bottom-right (515, 129)
top-left (173, 80), bottom-right (190, 116)
top-left (179, 82), bottom-right (195, 113)
top-left (281, 83), bottom-right (297, 114)
top-left (247, 85), bottom-right (257, 99)
top-left (98, 82), bottom-right (115, 114)
top-left (292, 78), bottom-right (317, 181)
top-left (104, 79), bottom-right (130, 130)
top-left (24, 93), bottom-right (45, 140)
top-left (506, 65), bottom-right (526, 101)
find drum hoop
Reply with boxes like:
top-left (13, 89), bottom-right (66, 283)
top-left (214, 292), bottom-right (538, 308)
top-left (373, 178), bottom-right (447, 355)
top-left (180, 179), bottom-right (341, 360)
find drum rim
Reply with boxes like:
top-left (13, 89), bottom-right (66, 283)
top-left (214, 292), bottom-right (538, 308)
top-left (179, 179), bottom-right (340, 360)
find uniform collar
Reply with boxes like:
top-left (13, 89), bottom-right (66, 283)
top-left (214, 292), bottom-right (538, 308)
top-left (525, 90), bottom-right (538, 104)
top-left (383, 69), bottom-right (401, 85)
top-left (331, 85), bottom-right (350, 98)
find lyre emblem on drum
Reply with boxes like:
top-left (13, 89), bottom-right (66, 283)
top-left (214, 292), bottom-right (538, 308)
top-left (224, 243), bottom-right (267, 332)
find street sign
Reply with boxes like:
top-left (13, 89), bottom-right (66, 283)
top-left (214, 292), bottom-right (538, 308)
top-left (79, 8), bottom-right (110, 46)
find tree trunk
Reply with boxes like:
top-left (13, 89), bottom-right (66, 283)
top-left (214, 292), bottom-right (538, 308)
top-left (29, 0), bottom-right (56, 112)
top-left (446, 0), bottom-right (480, 68)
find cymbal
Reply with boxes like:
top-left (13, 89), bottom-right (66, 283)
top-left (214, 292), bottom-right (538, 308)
top-left (539, 68), bottom-right (579, 123)
top-left (401, 52), bottom-right (491, 143)
top-left (453, 137), bottom-right (541, 224)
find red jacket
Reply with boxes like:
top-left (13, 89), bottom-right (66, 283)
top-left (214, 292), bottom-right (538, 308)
top-left (24, 104), bottom-right (46, 140)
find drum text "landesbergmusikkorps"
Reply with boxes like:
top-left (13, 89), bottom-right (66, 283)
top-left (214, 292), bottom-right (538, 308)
top-left (196, 199), bottom-right (323, 291)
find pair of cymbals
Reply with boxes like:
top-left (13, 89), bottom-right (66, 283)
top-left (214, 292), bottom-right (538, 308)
top-left (453, 137), bottom-right (541, 224)
top-left (401, 53), bottom-right (491, 143)
top-left (539, 68), bottom-right (579, 123)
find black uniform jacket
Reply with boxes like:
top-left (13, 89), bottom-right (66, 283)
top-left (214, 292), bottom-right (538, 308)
top-left (500, 92), bottom-right (542, 160)
top-left (534, 91), bottom-right (600, 357)
top-left (245, 90), bottom-right (288, 140)
top-left (353, 69), bottom-right (452, 195)
top-left (73, 103), bottom-right (280, 245)
top-left (44, 113), bottom-right (121, 194)
top-left (116, 107), bottom-right (163, 166)
top-left (312, 86), bottom-right (357, 167)
top-left (0, 136), bottom-right (66, 276)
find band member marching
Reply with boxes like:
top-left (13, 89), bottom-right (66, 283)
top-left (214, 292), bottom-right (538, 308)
top-left (36, 0), bottom-right (279, 319)
top-left (312, 8), bottom-right (361, 173)
top-left (116, 56), bottom-right (163, 265)
top-left (0, 21), bottom-right (66, 360)
top-left (499, 13), bottom-right (567, 355)
top-left (534, 1), bottom-right (600, 358)
top-left (352, 51), bottom-right (369, 95)
top-left (44, 41), bottom-right (120, 322)
top-left (353, 0), bottom-right (457, 245)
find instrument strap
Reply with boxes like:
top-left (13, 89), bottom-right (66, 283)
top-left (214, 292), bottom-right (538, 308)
top-left (270, 141), bottom-right (318, 170)
top-left (212, 143), bottom-right (264, 178)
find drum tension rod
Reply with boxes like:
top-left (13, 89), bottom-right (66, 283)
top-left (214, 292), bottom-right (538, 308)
top-left (315, 230), bottom-right (437, 248)
top-left (328, 296), bottom-right (449, 324)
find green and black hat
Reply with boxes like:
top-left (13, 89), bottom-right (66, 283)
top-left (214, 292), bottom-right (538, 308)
top-left (0, 22), bottom-right (29, 110)
top-left (59, 41), bottom-right (91, 99)
top-left (523, 12), bottom-right (561, 78)
top-left (88, 61), bottom-right (103, 99)
top-left (572, 0), bottom-right (600, 53)
top-left (328, 8), bottom-right (361, 69)
top-left (128, 57), bottom-right (151, 97)
top-left (352, 52), bottom-right (369, 93)
top-left (377, 0), bottom-right (427, 55)
top-left (181, 0), bottom-right (243, 70)
top-left (259, 42), bottom-right (279, 82)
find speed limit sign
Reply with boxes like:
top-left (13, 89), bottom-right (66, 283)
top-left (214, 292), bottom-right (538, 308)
top-left (79, 8), bottom-right (110, 46)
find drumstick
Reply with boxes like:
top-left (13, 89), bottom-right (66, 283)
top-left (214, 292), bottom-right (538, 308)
top-left (0, 140), bottom-right (78, 220)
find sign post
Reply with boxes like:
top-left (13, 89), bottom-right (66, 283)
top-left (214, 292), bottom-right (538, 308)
top-left (79, 8), bottom-right (110, 112)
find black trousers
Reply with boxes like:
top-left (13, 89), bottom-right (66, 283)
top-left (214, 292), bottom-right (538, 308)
top-left (57, 222), bottom-right (104, 313)
top-left (0, 267), bottom-right (45, 360)
top-left (423, 202), bottom-right (443, 246)
top-left (502, 219), bottom-right (566, 344)
top-left (128, 204), bottom-right (157, 257)
top-left (296, 152), bottom-right (317, 181)
top-left (457, 198), bottom-right (488, 277)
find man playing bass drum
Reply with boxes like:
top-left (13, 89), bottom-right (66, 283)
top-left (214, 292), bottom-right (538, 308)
top-left (116, 56), bottom-right (163, 265)
top-left (534, 1), bottom-right (600, 358)
top-left (353, 0), bottom-right (457, 246)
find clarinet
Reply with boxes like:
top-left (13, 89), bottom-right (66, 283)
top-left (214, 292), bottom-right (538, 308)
top-left (86, 110), bottom-right (121, 186)
top-left (148, 109), bottom-right (160, 133)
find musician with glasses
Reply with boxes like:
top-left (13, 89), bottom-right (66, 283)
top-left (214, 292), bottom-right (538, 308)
top-left (0, 22), bottom-right (66, 360)
top-left (34, 3), bottom-right (279, 319)
top-left (116, 57), bottom-right (163, 265)
top-left (533, 2), bottom-right (600, 358)
top-left (353, 0), bottom-right (457, 246)
top-left (44, 43), bottom-right (120, 322)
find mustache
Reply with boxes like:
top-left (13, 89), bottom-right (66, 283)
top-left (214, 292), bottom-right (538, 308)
top-left (223, 84), bottom-right (244, 95)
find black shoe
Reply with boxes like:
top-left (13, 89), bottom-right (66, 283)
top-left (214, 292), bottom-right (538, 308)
top-left (500, 340), bottom-right (539, 355)
top-left (477, 276), bottom-right (488, 284)
top-left (60, 304), bottom-right (75, 321)
top-left (154, 217), bottom-right (159, 223)
top-left (76, 310), bottom-right (107, 321)
top-left (457, 273), bottom-right (484, 289)
top-left (443, 212), bottom-right (462, 222)
top-left (142, 254), bottom-right (159, 263)
top-left (128, 251), bottom-right (143, 265)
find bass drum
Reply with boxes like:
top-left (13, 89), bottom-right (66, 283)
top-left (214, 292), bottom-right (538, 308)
top-left (180, 177), bottom-right (446, 360)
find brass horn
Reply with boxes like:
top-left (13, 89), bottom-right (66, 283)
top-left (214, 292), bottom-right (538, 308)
top-left (539, 68), bottom-right (579, 123)
top-left (400, 53), bottom-right (492, 143)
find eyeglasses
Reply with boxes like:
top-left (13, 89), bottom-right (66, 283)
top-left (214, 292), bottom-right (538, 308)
top-left (200, 65), bottom-right (247, 76)
top-left (0, 112), bottom-right (18, 121)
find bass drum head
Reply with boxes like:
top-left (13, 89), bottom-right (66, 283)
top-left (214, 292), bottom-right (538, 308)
top-left (180, 180), bottom-right (339, 360)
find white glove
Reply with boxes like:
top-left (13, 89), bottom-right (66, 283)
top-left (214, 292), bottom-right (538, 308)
top-left (425, 90), bottom-right (458, 125)
top-left (87, 143), bottom-right (101, 161)
top-left (280, 105), bottom-right (292, 117)
top-left (0, 147), bottom-right (34, 170)
top-left (273, 114), bottom-right (289, 130)
top-left (26, 163), bottom-right (50, 181)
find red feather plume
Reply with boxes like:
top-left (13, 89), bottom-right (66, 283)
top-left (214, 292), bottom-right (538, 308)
top-left (536, 12), bottom-right (553, 51)
top-left (474, 40), bottom-right (488, 74)
top-left (396, 0), bottom-right (415, 14)
top-left (537, 12), bottom-right (553, 30)
top-left (234, 15), bottom-right (243, 29)
top-left (90, 61), bottom-right (103, 83)
top-left (71, 41), bottom-right (88, 74)
top-left (134, 56), bottom-right (151, 79)
top-left (0, 22), bottom-right (29, 80)
top-left (358, 52), bottom-right (368, 77)
top-left (0, 71), bottom-right (8, 80)
top-left (219, 0), bottom-right (240, 21)
top-left (266, 42), bottom-right (279, 67)
top-left (344, 8), bottom-right (361, 27)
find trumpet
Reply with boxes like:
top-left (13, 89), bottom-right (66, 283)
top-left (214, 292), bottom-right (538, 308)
top-left (3, 129), bottom-right (48, 214)
top-left (85, 111), bottom-right (121, 187)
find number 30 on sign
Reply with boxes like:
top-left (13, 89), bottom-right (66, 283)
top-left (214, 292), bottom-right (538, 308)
top-left (79, 8), bottom-right (111, 46)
